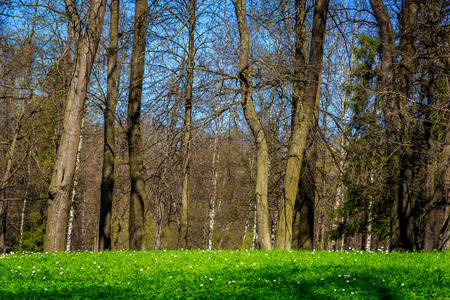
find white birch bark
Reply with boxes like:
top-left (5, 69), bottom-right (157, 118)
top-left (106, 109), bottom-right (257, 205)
top-left (19, 199), bottom-right (27, 250)
top-left (207, 129), bottom-right (219, 250)
top-left (252, 202), bottom-right (258, 250)
top-left (153, 200), bottom-right (163, 250)
top-left (366, 199), bottom-right (373, 251)
top-left (66, 118), bottom-right (84, 252)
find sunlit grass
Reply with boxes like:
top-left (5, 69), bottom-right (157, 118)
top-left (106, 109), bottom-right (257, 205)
top-left (0, 249), bottom-right (448, 299)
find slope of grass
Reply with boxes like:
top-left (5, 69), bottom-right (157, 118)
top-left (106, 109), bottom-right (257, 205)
top-left (0, 249), bottom-right (448, 299)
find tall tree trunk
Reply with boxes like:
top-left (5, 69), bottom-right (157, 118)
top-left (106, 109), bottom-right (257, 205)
top-left (98, 0), bottom-right (119, 252)
top-left (426, 116), bottom-right (450, 250)
top-left (208, 125), bottom-right (219, 250)
top-left (127, 0), bottom-right (148, 251)
top-left (425, 72), bottom-right (450, 251)
top-left (424, 11), bottom-right (450, 252)
top-left (233, 0), bottom-right (271, 250)
top-left (178, 0), bottom-right (196, 250)
top-left (44, 0), bottom-right (107, 252)
top-left (275, 0), bottom-right (329, 250)
top-left (290, 0), bottom-right (308, 251)
top-left (369, 0), bottom-right (409, 251)
top-left (397, 0), bottom-right (418, 250)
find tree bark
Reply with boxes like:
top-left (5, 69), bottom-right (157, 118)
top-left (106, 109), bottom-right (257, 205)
top-left (397, 0), bottom-right (418, 250)
top-left (423, 9), bottom-right (450, 252)
top-left (208, 123), bottom-right (219, 250)
top-left (369, 0), bottom-right (409, 251)
top-left (127, 0), bottom-right (148, 251)
top-left (98, 0), bottom-right (119, 252)
top-left (425, 117), bottom-right (450, 250)
top-left (0, 197), bottom-right (7, 254)
top-left (44, 0), bottom-right (107, 252)
top-left (233, 0), bottom-right (271, 250)
top-left (290, 0), bottom-right (308, 251)
top-left (66, 118), bottom-right (84, 252)
top-left (178, 0), bottom-right (196, 250)
top-left (425, 75), bottom-right (450, 251)
top-left (275, 0), bottom-right (329, 250)
top-left (292, 137), bottom-right (316, 250)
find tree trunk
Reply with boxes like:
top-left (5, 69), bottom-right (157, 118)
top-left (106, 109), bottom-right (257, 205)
top-left (44, 0), bottom-right (107, 252)
top-left (275, 0), bottom-right (329, 250)
top-left (368, 0), bottom-right (408, 251)
top-left (233, 0), bottom-right (271, 250)
top-left (127, 0), bottom-right (148, 251)
top-left (19, 199), bottom-right (27, 251)
top-left (290, 0), bottom-right (308, 251)
top-left (98, 0), bottom-right (119, 252)
top-left (0, 198), bottom-right (7, 254)
top-left (153, 199), bottom-right (163, 250)
top-left (66, 118), bottom-right (84, 252)
top-left (366, 197), bottom-right (373, 251)
top-left (425, 80), bottom-right (450, 251)
top-left (424, 22), bottom-right (450, 252)
top-left (208, 126), bottom-right (219, 250)
top-left (178, 0), bottom-right (196, 250)
top-left (252, 202), bottom-right (258, 249)
top-left (293, 137), bottom-right (316, 250)
top-left (396, 0), bottom-right (418, 250)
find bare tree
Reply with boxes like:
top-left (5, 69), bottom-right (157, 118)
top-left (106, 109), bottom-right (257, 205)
top-left (98, 0), bottom-right (119, 252)
top-left (368, 0), bottom-right (406, 251)
top-left (44, 0), bottom-right (107, 252)
top-left (275, 0), bottom-right (330, 250)
top-left (232, 0), bottom-right (271, 250)
top-left (127, 0), bottom-right (148, 251)
top-left (178, 0), bottom-right (196, 249)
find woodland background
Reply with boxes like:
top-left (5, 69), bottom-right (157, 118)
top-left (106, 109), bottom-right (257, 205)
top-left (0, 0), bottom-right (449, 253)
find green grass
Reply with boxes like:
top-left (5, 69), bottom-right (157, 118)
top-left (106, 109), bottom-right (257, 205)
top-left (0, 249), bottom-right (449, 299)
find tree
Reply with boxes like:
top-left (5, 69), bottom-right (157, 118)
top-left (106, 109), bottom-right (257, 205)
top-left (290, 0), bottom-right (312, 251)
top-left (232, 0), bottom-right (271, 250)
top-left (275, 0), bottom-right (330, 250)
top-left (44, 0), bottom-right (107, 252)
top-left (98, 0), bottom-right (119, 252)
top-left (127, 0), bottom-right (148, 251)
top-left (178, 0), bottom-right (196, 250)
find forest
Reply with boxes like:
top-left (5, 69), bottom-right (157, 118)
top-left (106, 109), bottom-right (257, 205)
top-left (0, 0), bottom-right (449, 254)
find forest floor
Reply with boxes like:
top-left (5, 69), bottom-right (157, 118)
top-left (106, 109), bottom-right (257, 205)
top-left (0, 249), bottom-right (448, 299)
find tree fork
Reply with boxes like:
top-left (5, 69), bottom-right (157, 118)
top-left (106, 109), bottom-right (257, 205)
top-left (44, 0), bottom-right (107, 252)
top-left (233, 0), bottom-right (271, 250)
top-left (275, 0), bottom-right (329, 250)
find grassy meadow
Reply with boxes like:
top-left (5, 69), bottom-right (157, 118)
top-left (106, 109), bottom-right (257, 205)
top-left (0, 249), bottom-right (448, 299)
